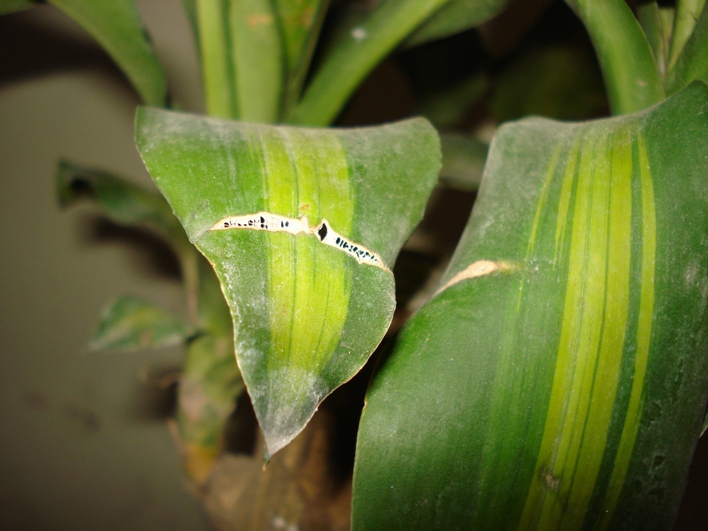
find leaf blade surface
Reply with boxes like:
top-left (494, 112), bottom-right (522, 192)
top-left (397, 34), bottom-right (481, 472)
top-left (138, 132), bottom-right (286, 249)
top-left (49, 0), bottom-right (167, 106)
top-left (352, 82), bottom-right (708, 530)
top-left (136, 109), bottom-right (440, 456)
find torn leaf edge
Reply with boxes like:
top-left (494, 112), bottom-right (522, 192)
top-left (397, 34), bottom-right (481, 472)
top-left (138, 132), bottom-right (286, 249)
top-left (435, 260), bottom-right (512, 295)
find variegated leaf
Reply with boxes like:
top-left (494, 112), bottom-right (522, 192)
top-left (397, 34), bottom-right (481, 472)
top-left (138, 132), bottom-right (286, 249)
top-left (353, 82), bottom-right (708, 530)
top-left (136, 108), bottom-right (440, 457)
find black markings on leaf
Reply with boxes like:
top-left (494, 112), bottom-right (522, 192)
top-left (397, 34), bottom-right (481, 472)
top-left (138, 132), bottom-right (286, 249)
top-left (317, 222), bottom-right (328, 241)
top-left (210, 212), bottom-right (388, 270)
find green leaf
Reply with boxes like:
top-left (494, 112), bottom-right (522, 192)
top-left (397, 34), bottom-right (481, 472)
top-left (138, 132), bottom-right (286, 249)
top-left (565, 0), bottom-right (665, 114)
top-left (275, 0), bottom-right (329, 118)
top-left (637, 2), bottom-right (673, 79)
top-left (193, 0), bottom-right (236, 117)
top-left (56, 160), bottom-right (192, 258)
top-left (0, 0), bottom-right (32, 15)
top-left (48, 0), bottom-right (167, 106)
top-left (230, 0), bottom-right (284, 122)
top-left (275, 0), bottom-right (324, 68)
top-left (56, 161), bottom-right (201, 315)
top-left (667, 0), bottom-right (706, 69)
top-left (290, 0), bottom-right (449, 126)
top-left (666, 3), bottom-right (708, 94)
top-left (135, 108), bottom-right (440, 457)
top-left (193, 0), bottom-right (285, 121)
top-left (90, 295), bottom-right (193, 351)
top-left (352, 82), bottom-right (708, 529)
top-left (406, 0), bottom-right (512, 47)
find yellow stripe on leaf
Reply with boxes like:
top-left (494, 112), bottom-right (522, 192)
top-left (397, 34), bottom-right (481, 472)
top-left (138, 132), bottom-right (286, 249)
top-left (520, 124), bottom-right (643, 529)
top-left (598, 133), bottom-right (656, 529)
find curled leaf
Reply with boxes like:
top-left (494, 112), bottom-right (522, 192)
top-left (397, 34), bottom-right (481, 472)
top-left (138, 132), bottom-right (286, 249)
top-left (136, 108), bottom-right (440, 457)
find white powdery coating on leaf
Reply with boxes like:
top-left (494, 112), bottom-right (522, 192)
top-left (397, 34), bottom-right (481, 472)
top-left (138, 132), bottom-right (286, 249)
top-left (210, 211), bottom-right (389, 270)
top-left (259, 366), bottom-right (326, 459)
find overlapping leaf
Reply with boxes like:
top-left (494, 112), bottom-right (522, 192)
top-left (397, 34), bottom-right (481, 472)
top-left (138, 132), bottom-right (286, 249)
top-left (637, 2), bottom-right (673, 74)
top-left (188, 0), bottom-right (322, 122)
top-left (136, 108), bottom-right (440, 457)
top-left (666, 2), bottom-right (708, 94)
top-left (291, 0), bottom-right (446, 126)
top-left (666, 0), bottom-right (706, 70)
top-left (275, 0), bottom-right (328, 115)
top-left (229, 0), bottom-right (283, 122)
top-left (56, 160), bottom-right (183, 245)
top-left (353, 83), bottom-right (708, 529)
top-left (55, 160), bottom-right (197, 288)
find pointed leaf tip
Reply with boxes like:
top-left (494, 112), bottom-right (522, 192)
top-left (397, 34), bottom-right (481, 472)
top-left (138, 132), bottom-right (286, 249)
top-left (136, 109), bottom-right (440, 455)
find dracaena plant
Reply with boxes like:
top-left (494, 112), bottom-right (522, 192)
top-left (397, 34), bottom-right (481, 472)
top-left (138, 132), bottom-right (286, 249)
top-left (3, 0), bottom-right (708, 528)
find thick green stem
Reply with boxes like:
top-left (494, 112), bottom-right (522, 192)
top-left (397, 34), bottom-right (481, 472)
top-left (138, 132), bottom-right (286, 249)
top-left (279, 0), bottom-right (330, 121)
top-left (196, 0), bottom-right (237, 118)
top-left (230, 0), bottom-right (284, 123)
top-left (566, 0), bottom-right (665, 114)
top-left (290, 0), bottom-right (448, 126)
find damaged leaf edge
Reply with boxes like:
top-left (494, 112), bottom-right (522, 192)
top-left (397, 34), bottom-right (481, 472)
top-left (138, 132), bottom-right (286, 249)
top-left (210, 211), bottom-right (391, 271)
top-left (435, 259), bottom-right (514, 295)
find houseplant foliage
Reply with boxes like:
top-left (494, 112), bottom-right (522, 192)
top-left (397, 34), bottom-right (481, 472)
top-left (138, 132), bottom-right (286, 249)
top-left (4, 0), bottom-right (708, 528)
top-left (6, 0), bottom-right (506, 488)
top-left (135, 108), bottom-right (440, 458)
top-left (352, 82), bottom-right (708, 530)
top-left (352, 1), bottom-right (708, 528)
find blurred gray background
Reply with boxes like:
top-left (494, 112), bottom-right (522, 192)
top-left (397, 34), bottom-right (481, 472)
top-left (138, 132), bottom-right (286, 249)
top-left (0, 2), bottom-right (211, 529)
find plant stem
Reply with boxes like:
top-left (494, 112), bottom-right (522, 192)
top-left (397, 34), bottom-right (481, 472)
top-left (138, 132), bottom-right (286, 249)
top-left (196, 0), bottom-right (237, 118)
top-left (230, 0), bottom-right (284, 123)
top-left (290, 0), bottom-right (448, 126)
top-left (566, 0), bottom-right (665, 114)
